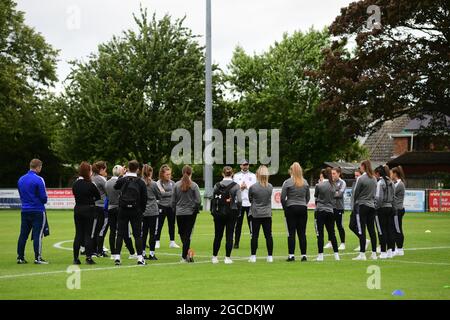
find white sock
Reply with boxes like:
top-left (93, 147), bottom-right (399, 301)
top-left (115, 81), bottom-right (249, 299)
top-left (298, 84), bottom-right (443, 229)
top-left (150, 251), bottom-right (155, 257)
top-left (137, 255), bottom-right (144, 262)
top-left (289, 254), bottom-right (295, 258)
top-left (115, 254), bottom-right (120, 260)
top-left (250, 255), bottom-right (256, 259)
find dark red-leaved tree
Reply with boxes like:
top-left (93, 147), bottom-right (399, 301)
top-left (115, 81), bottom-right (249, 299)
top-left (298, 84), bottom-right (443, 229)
top-left (317, 0), bottom-right (449, 137)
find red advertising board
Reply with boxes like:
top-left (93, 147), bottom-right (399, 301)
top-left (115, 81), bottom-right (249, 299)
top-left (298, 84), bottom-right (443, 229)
top-left (47, 189), bottom-right (74, 198)
top-left (428, 190), bottom-right (450, 212)
top-left (46, 188), bottom-right (75, 209)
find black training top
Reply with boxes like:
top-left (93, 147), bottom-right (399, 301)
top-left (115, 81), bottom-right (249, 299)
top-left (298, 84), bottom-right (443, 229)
top-left (72, 178), bottom-right (101, 206)
top-left (114, 174), bottom-right (148, 213)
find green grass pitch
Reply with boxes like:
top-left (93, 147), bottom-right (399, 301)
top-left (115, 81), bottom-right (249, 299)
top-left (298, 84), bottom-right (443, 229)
top-left (0, 210), bottom-right (449, 300)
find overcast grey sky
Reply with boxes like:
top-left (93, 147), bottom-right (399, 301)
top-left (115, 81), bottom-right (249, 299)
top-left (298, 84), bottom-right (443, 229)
top-left (16, 0), bottom-right (354, 92)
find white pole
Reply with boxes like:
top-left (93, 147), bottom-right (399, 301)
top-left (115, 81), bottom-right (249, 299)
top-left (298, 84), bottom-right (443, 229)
top-left (204, 0), bottom-right (213, 210)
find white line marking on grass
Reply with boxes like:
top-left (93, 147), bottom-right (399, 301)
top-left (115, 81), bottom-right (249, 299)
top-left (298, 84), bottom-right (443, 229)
top-left (1, 248), bottom-right (450, 280)
top-left (53, 240), bottom-right (73, 251)
top-left (313, 246), bottom-right (450, 259)
top-left (52, 239), bottom-right (450, 260)
top-left (0, 260), bottom-right (214, 280)
top-left (383, 260), bottom-right (450, 266)
top-left (159, 246), bottom-right (450, 259)
top-left (401, 246), bottom-right (450, 251)
top-left (3, 244), bottom-right (445, 281)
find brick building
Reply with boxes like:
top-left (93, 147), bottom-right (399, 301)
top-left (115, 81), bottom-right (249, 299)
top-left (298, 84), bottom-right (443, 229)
top-left (363, 115), bottom-right (450, 188)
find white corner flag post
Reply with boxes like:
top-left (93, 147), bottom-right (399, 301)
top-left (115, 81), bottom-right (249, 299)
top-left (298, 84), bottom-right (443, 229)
top-left (204, 0), bottom-right (213, 211)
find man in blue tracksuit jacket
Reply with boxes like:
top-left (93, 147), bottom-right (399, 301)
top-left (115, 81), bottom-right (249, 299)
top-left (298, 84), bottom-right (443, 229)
top-left (17, 159), bottom-right (48, 264)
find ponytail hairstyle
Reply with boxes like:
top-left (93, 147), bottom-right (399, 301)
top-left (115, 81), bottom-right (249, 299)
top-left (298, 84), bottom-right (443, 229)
top-left (375, 165), bottom-right (390, 185)
top-left (320, 168), bottom-right (326, 182)
top-left (256, 165), bottom-right (270, 188)
top-left (392, 165), bottom-right (406, 185)
top-left (92, 161), bottom-right (106, 175)
top-left (180, 165), bottom-right (193, 192)
top-left (383, 165), bottom-right (391, 180)
top-left (290, 162), bottom-right (304, 188)
top-left (361, 160), bottom-right (374, 178)
top-left (142, 164), bottom-right (153, 186)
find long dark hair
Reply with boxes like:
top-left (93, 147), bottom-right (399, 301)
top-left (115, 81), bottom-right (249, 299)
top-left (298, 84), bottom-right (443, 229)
top-left (180, 165), bottom-right (193, 192)
top-left (361, 160), bottom-right (374, 178)
top-left (392, 165), bottom-right (406, 185)
top-left (375, 165), bottom-right (390, 185)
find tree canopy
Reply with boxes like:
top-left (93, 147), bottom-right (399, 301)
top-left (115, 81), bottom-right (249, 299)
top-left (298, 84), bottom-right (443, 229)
top-left (54, 8), bottom-right (220, 170)
top-left (318, 0), bottom-right (450, 137)
top-left (2, 0), bottom-right (447, 187)
top-left (225, 29), bottom-right (365, 175)
top-left (0, 0), bottom-right (60, 187)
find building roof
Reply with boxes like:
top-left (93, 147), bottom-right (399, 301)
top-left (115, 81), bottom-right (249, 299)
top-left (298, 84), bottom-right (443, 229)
top-left (324, 161), bottom-right (386, 176)
top-left (404, 115), bottom-right (450, 131)
top-left (387, 151), bottom-right (450, 166)
top-left (363, 115), bottom-right (411, 162)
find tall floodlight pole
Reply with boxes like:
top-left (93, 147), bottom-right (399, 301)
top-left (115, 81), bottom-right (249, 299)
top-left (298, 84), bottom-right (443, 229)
top-left (204, 0), bottom-right (213, 210)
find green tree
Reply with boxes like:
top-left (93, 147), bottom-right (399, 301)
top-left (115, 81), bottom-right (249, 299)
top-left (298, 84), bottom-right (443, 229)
top-left (55, 8), bottom-right (226, 175)
top-left (225, 29), bottom-right (365, 176)
top-left (318, 0), bottom-right (450, 138)
top-left (0, 0), bottom-right (60, 187)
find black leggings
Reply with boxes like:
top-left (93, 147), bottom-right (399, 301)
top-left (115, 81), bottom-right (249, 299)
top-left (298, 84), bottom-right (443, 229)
top-left (213, 213), bottom-right (238, 257)
top-left (349, 204), bottom-right (377, 253)
top-left (73, 205), bottom-right (97, 260)
top-left (142, 215), bottom-right (158, 253)
top-left (394, 208), bottom-right (405, 249)
top-left (108, 208), bottom-right (135, 255)
top-left (94, 206), bottom-right (108, 254)
top-left (284, 205), bottom-right (307, 255)
top-left (234, 206), bottom-right (251, 245)
top-left (315, 210), bottom-right (338, 254)
top-left (331, 209), bottom-right (345, 244)
top-left (177, 213), bottom-right (198, 259)
top-left (114, 208), bottom-right (143, 257)
top-left (156, 205), bottom-right (176, 241)
top-left (375, 207), bottom-right (395, 252)
top-left (250, 217), bottom-right (273, 256)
